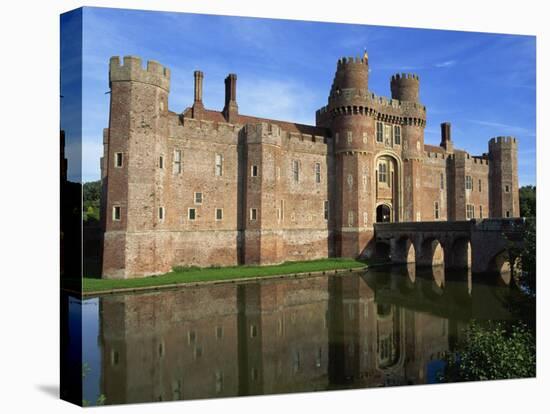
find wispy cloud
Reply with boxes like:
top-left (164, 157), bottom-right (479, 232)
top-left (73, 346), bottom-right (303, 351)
top-left (435, 60), bottom-right (457, 68)
top-left (467, 119), bottom-right (535, 137)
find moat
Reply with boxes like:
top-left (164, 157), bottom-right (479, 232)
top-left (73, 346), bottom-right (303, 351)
top-left (73, 265), bottom-right (533, 406)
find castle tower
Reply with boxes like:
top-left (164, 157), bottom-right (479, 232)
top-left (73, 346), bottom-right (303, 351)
top-left (323, 56), bottom-right (374, 256)
top-left (102, 56), bottom-right (172, 278)
top-left (489, 137), bottom-right (519, 217)
top-left (391, 73), bottom-right (425, 222)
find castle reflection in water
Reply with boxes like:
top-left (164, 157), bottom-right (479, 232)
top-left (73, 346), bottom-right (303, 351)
top-left (93, 265), bottom-right (516, 404)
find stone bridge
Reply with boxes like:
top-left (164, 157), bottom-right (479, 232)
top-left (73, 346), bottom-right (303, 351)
top-left (372, 218), bottom-right (526, 273)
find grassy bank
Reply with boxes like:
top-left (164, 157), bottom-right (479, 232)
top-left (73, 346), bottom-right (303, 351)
top-left (83, 257), bottom-right (371, 293)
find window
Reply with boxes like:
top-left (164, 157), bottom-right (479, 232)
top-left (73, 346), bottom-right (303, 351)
top-left (348, 210), bottom-right (354, 227)
top-left (434, 201), bottom-right (440, 219)
top-left (250, 208), bottom-right (257, 221)
top-left (188, 208), bottom-right (196, 221)
top-left (251, 165), bottom-right (258, 177)
top-left (278, 200), bottom-right (284, 222)
top-left (215, 208), bottom-right (223, 221)
top-left (216, 326), bottom-right (223, 340)
top-left (159, 155), bottom-right (164, 169)
top-left (506, 211), bottom-right (511, 218)
top-left (347, 131), bottom-right (352, 144)
top-left (479, 205), bottom-right (483, 218)
top-left (466, 204), bottom-right (475, 219)
top-left (315, 162), bottom-right (321, 183)
top-left (215, 154), bottom-right (223, 176)
top-left (378, 162), bottom-right (387, 183)
top-left (250, 325), bottom-right (258, 338)
top-left (194, 192), bottom-right (202, 205)
top-left (114, 152), bottom-right (123, 168)
top-left (335, 132), bottom-right (339, 144)
top-left (440, 173), bottom-right (444, 190)
top-left (324, 200), bottom-right (329, 220)
top-left (384, 124), bottom-right (392, 144)
top-left (376, 122), bottom-right (383, 143)
top-left (505, 185), bottom-right (510, 192)
top-left (173, 150), bottom-right (182, 174)
top-left (112, 206), bottom-right (121, 221)
top-left (316, 348), bottom-right (322, 368)
top-left (362, 132), bottom-right (368, 144)
top-left (215, 371), bottom-right (224, 393)
top-left (158, 206), bottom-right (165, 221)
top-left (292, 160), bottom-right (299, 182)
top-left (188, 330), bottom-right (196, 344)
top-left (394, 125), bottom-right (401, 145)
top-left (465, 175), bottom-right (473, 190)
top-left (479, 179), bottom-right (482, 192)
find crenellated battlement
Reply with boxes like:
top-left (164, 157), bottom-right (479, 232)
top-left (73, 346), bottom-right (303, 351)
top-left (244, 122), bottom-right (328, 148)
top-left (337, 56), bottom-right (369, 67)
top-left (110, 55), bottom-right (171, 92)
top-left (391, 73), bottom-right (420, 82)
top-left (489, 136), bottom-right (517, 145)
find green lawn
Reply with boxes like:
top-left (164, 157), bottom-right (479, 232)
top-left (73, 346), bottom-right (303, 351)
top-left (83, 257), bottom-right (371, 293)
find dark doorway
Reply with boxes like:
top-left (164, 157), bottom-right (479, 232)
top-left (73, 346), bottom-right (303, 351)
top-left (376, 204), bottom-right (391, 223)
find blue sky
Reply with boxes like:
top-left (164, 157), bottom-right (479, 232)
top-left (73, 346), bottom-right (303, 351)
top-left (70, 7), bottom-right (535, 184)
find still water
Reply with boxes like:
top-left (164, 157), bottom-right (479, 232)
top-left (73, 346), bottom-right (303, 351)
top-left (76, 265), bottom-right (530, 406)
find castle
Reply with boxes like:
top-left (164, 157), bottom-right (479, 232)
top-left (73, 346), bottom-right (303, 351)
top-left (101, 52), bottom-right (519, 279)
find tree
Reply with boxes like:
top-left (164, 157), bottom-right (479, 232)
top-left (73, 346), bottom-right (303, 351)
top-left (440, 321), bottom-right (535, 382)
top-left (83, 180), bottom-right (101, 222)
top-left (519, 185), bottom-right (536, 217)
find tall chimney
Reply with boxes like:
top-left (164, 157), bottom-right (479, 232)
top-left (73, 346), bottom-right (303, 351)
top-left (192, 70), bottom-right (204, 119)
top-left (440, 122), bottom-right (453, 152)
top-left (223, 73), bottom-right (238, 123)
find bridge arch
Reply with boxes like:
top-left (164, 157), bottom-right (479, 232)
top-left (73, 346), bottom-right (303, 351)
top-left (391, 236), bottom-right (416, 264)
top-left (488, 249), bottom-right (521, 278)
top-left (445, 237), bottom-right (472, 269)
top-left (417, 238), bottom-right (444, 267)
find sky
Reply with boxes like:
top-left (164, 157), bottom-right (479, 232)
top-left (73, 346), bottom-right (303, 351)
top-left (63, 7), bottom-right (536, 185)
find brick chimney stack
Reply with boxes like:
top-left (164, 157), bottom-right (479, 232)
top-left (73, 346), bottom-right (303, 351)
top-left (440, 122), bottom-right (453, 152)
top-left (223, 73), bottom-right (238, 123)
top-left (192, 70), bottom-right (204, 119)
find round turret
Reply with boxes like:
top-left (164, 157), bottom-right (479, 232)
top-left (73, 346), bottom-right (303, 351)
top-left (330, 56), bottom-right (369, 95)
top-left (390, 73), bottom-right (420, 102)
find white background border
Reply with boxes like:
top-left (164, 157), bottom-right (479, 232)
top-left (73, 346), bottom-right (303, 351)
top-left (0, 0), bottom-right (547, 412)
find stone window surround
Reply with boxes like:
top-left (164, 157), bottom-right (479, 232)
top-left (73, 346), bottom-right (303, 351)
top-left (194, 192), bottom-right (203, 205)
top-left (251, 164), bottom-right (259, 177)
top-left (114, 152), bottom-right (123, 168)
top-left (393, 125), bottom-right (401, 145)
top-left (158, 206), bottom-right (165, 221)
top-left (434, 201), bottom-right (440, 219)
top-left (215, 153), bottom-right (223, 177)
top-left (188, 208), bottom-right (196, 221)
top-left (324, 200), bottom-right (329, 221)
top-left (215, 208), bottom-right (223, 221)
top-left (465, 175), bottom-right (473, 190)
top-left (315, 162), bottom-right (321, 183)
top-left (250, 208), bottom-right (257, 221)
top-left (112, 205), bottom-right (121, 221)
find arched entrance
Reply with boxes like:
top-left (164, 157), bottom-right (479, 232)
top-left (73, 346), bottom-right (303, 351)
top-left (375, 153), bottom-right (402, 222)
top-left (376, 204), bottom-right (391, 222)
